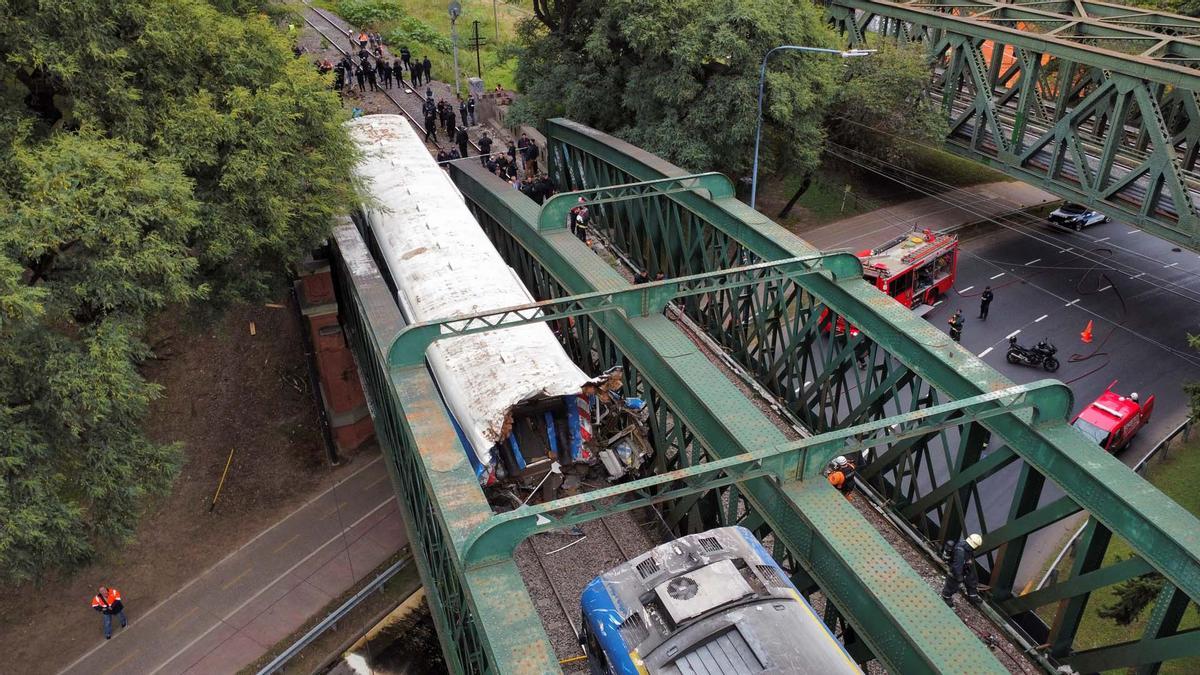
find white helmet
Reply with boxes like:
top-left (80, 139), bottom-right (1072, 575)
top-left (833, 455), bottom-right (849, 466)
top-left (1130, 392), bottom-right (1139, 402)
top-left (966, 533), bottom-right (983, 549)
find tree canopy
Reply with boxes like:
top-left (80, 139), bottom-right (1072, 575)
top-left (511, 0), bottom-right (840, 177)
top-left (0, 0), bottom-right (357, 582)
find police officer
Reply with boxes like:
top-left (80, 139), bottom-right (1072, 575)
top-left (477, 132), bottom-right (493, 166)
top-left (942, 534), bottom-right (983, 607)
top-left (979, 286), bottom-right (994, 320)
top-left (948, 309), bottom-right (964, 342)
top-left (455, 126), bottom-right (469, 160)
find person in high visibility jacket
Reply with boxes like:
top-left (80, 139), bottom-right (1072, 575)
top-left (91, 586), bottom-right (127, 639)
top-left (827, 455), bottom-right (857, 499)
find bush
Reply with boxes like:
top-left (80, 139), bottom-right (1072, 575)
top-left (386, 18), bottom-right (453, 55)
top-left (337, 0), bottom-right (406, 26)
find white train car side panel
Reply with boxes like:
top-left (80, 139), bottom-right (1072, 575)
top-left (346, 115), bottom-right (588, 474)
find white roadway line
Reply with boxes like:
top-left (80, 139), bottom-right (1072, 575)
top-left (148, 497), bottom-right (396, 675)
top-left (1005, 329), bottom-right (1021, 340)
top-left (1025, 258), bottom-right (1041, 265)
top-left (1094, 236), bottom-right (1110, 243)
top-left (1165, 262), bottom-right (1179, 268)
top-left (1098, 285), bottom-right (1112, 292)
top-left (1060, 247), bottom-right (1073, 253)
top-left (57, 453), bottom-right (386, 675)
top-left (1131, 272), bottom-right (1146, 279)
top-left (958, 285), bottom-right (975, 293)
top-left (1035, 314), bottom-right (1049, 323)
top-left (990, 272), bottom-right (1006, 280)
top-left (1065, 298), bottom-right (1081, 306)
top-left (933, 300), bottom-right (943, 307)
top-left (978, 347), bottom-right (994, 358)
top-left (1126, 229), bottom-right (1141, 234)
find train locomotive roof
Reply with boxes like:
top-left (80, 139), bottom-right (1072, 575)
top-left (583, 526), bottom-right (860, 674)
top-left (346, 115), bottom-right (588, 457)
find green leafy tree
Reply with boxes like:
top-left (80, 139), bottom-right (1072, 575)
top-left (825, 41), bottom-right (947, 169)
top-left (1098, 558), bottom-right (1165, 626)
top-left (510, 0), bottom-right (839, 178)
top-left (0, 0), bottom-right (358, 581)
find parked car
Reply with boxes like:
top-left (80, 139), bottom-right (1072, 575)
top-left (1049, 203), bottom-right (1110, 231)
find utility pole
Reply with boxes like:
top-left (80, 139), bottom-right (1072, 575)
top-left (449, 1), bottom-right (462, 98)
top-left (468, 20), bottom-right (488, 79)
top-left (493, 0), bottom-right (499, 40)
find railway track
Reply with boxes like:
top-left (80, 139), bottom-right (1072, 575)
top-left (301, 2), bottom-right (483, 153)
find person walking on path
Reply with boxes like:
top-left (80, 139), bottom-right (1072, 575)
top-left (400, 46), bottom-right (411, 73)
top-left (467, 96), bottom-right (477, 125)
top-left (459, 100), bottom-right (468, 129)
top-left (422, 56), bottom-right (432, 82)
top-left (456, 126), bottom-right (469, 159)
top-left (411, 57), bottom-right (422, 86)
top-left (379, 59), bottom-right (392, 89)
top-left (423, 111), bottom-right (438, 144)
top-left (446, 108), bottom-right (456, 135)
top-left (941, 534), bottom-right (983, 608)
top-left (354, 64), bottom-right (366, 92)
top-left (477, 131), bottom-right (492, 165)
top-left (91, 586), bottom-right (127, 639)
top-left (365, 61), bottom-right (379, 91)
top-left (979, 286), bottom-right (994, 320)
top-left (948, 309), bottom-right (964, 342)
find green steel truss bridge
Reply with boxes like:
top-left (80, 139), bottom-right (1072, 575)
top-left (331, 119), bottom-right (1200, 673)
top-left (826, 0), bottom-right (1200, 249)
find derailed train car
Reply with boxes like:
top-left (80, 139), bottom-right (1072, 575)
top-left (580, 526), bottom-right (862, 674)
top-left (346, 115), bottom-right (652, 505)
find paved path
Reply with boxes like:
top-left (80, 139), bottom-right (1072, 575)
top-left (799, 181), bottom-right (1057, 252)
top-left (60, 453), bottom-right (405, 675)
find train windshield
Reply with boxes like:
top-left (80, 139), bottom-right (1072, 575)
top-left (1072, 418), bottom-right (1110, 447)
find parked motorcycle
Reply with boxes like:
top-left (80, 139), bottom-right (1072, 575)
top-left (1006, 336), bottom-right (1059, 372)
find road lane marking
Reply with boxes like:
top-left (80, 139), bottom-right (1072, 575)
top-left (1094, 237), bottom-right (1110, 243)
top-left (101, 649), bottom-right (141, 675)
top-left (1098, 285), bottom-right (1112, 292)
top-left (1131, 272), bottom-right (1145, 279)
top-left (56, 453), bottom-right (388, 675)
top-left (1035, 314), bottom-right (1048, 322)
top-left (1060, 247), bottom-right (1073, 253)
top-left (166, 606), bottom-right (199, 632)
top-left (148, 497), bottom-right (396, 675)
top-left (1126, 229), bottom-right (1140, 234)
top-left (220, 566), bottom-right (253, 591)
top-left (990, 272), bottom-right (1006, 280)
top-left (958, 285), bottom-right (974, 293)
top-left (1025, 258), bottom-right (1041, 265)
top-left (366, 473), bottom-right (388, 490)
top-left (1165, 262), bottom-right (1179, 268)
top-left (1065, 298), bottom-right (1080, 306)
top-left (933, 300), bottom-right (943, 307)
top-left (978, 347), bottom-right (993, 358)
top-left (1005, 330), bottom-right (1021, 340)
top-left (271, 533), bottom-right (301, 554)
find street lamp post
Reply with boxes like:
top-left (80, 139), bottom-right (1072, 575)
top-left (749, 45), bottom-right (873, 210)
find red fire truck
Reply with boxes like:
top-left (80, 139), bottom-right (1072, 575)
top-left (856, 228), bottom-right (959, 314)
top-left (1070, 381), bottom-right (1154, 453)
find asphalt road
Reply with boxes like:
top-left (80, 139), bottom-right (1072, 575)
top-left (807, 208), bottom-right (1200, 588)
top-left (925, 213), bottom-right (1200, 584)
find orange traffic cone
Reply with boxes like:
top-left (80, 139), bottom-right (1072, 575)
top-left (1080, 320), bottom-right (1094, 344)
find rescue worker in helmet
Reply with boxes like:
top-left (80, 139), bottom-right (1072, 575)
top-left (826, 455), bottom-right (857, 498)
top-left (1131, 392), bottom-right (1139, 402)
top-left (942, 533), bottom-right (984, 608)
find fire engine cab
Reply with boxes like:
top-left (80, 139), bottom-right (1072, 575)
top-left (1070, 381), bottom-right (1154, 453)
top-left (857, 228), bottom-right (959, 316)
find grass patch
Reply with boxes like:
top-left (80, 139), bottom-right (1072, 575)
top-left (325, 0), bottom-right (530, 96)
top-left (907, 144), bottom-right (1013, 188)
top-left (1036, 438), bottom-right (1200, 674)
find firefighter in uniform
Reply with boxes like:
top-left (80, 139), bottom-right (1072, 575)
top-left (948, 309), bottom-right (964, 342)
top-left (91, 586), bottom-right (127, 639)
top-left (942, 534), bottom-right (983, 607)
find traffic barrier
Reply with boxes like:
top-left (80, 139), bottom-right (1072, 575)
top-left (1080, 320), bottom-right (1094, 343)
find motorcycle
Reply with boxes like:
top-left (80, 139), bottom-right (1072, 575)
top-left (1006, 336), bottom-right (1059, 372)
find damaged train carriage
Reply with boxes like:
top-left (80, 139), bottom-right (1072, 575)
top-left (346, 115), bottom-right (652, 506)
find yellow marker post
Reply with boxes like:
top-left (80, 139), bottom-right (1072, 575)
top-left (210, 448), bottom-right (236, 512)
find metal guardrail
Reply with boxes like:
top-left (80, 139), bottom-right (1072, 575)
top-left (256, 555), bottom-right (412, 675)
top-left (1034, 416), bottom-right (1194, 592)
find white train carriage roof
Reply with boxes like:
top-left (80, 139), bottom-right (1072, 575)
top-left (346, 115), bottom-right (587, 456)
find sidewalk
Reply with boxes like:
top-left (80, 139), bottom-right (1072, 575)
top-left (799, 181), bottom-right (1057, 251)
top-left (60, 453), bottom-right (405, 675)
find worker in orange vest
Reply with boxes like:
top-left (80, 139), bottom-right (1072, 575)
top-left (826, 455), bottom-right (857, 499)
top-left (91, 586), bottom-right (127, 639)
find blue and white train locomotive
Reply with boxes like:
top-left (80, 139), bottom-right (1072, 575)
top-left (580, 526), bottom-right (862, 674)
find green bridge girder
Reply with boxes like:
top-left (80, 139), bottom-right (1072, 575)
top-left (330, 118), bottom-right (1200, 674)
top-left (825, 0), bottom-right (1200, 249)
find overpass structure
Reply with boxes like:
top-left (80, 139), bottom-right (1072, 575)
top-left (826, 0), bottom-right (1200, 249)
top-left (331, 119), bottom-right (1200, 673)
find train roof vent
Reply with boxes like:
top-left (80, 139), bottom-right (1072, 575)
top-left (655, 559), bottom-right (753, 624)
top-left (756, 564), bottom-right (788, 588)
top-left (636, 556), bottom-right (661, 579)
top-left (617, 611), bottom-right (650, 646)
top-left (698, 536), bottom-right (723, 552)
